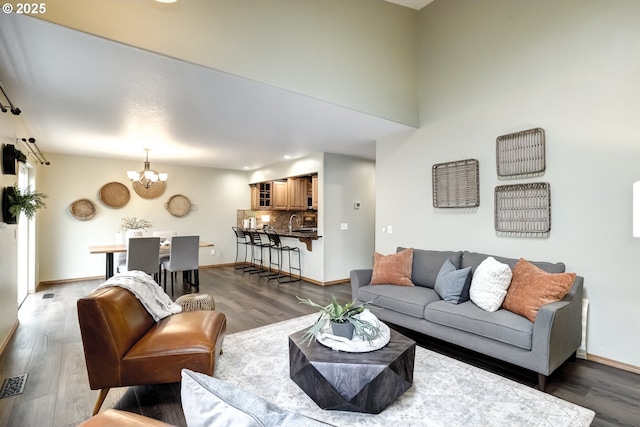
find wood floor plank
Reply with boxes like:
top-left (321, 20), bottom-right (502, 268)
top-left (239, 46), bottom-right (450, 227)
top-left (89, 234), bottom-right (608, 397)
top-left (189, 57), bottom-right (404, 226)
top-left (0, 266), bottom-right (637, 426)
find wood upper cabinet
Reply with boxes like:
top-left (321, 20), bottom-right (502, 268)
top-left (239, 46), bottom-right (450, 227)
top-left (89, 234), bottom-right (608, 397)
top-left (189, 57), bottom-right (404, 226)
top-left (250, 182), bottom-right (272, 211)
top-left (271, 180), bottom-right (288, 210)
top-left (287, 178), bottom-right (307, 210)
top-left (312, 175), bottom-right (318, 210)
top-left (250, 184), bottom-right (258, 210)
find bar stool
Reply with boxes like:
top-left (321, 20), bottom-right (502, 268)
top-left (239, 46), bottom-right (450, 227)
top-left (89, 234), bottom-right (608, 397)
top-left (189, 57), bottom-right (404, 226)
top-left (232, 226), bottom-right (250, 271)
top-left (246, 229), bottom-right (270, 276)
top-left (265, 230), bottom-right (301, 284)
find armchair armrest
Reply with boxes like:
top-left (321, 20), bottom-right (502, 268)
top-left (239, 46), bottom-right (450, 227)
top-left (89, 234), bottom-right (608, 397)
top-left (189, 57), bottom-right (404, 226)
top-left (350, 269), bottom-right (373, 300)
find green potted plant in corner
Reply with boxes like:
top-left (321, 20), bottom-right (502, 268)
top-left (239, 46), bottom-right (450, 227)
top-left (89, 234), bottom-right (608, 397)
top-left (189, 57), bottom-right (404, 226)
top-left (1, 184), bottom-right (48, 224)
top-left (297, 295), bottom-right (381, 344)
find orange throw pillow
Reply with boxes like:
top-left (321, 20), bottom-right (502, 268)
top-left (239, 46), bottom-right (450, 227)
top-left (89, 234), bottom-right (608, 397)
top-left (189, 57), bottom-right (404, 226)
top-left (502, 258), bottom-right (576, 322)
top-left (369, 248), bottom-right (414, 287)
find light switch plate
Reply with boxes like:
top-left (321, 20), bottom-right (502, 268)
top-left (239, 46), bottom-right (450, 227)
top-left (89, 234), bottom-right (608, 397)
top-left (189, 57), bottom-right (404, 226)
top-left (340, 223), bottom-right (348, 230)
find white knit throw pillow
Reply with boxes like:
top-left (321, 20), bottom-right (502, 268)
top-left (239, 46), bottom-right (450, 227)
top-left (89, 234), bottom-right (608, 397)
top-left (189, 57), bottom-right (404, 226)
top-left (469, 257), bottom-right (513, 312)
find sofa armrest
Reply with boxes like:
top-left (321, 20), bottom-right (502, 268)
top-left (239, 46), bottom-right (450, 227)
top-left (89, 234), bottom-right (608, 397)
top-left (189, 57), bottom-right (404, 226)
top-left (532, 276), bottom-right (584, 375)
top-left (350, 269), bottom-right (373, 299)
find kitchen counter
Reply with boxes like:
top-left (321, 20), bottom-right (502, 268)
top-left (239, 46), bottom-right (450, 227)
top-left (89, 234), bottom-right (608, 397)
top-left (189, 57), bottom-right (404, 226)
top-left (255, 228), bottom-right (321, 251)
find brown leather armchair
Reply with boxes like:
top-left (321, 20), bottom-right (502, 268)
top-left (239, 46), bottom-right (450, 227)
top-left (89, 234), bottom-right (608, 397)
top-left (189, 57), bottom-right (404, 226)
top-left (78, 409), bottom-right (176, 427)
top-left (77, 286), bottom-right (226, 415)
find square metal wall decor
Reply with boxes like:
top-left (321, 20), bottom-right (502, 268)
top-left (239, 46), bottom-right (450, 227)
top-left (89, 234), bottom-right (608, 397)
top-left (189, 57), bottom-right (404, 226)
top-left (496, 127), bottom-right (545, 177)
top-left (494, 182), bottom-right (551, 233)
top-left (432, 159), bottom-right (480, 208)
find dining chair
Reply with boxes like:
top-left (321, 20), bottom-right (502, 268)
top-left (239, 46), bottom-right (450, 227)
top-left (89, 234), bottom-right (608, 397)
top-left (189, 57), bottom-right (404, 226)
top-left (117, 237), bottom-right (162, 282)
top-left (153, 230), bottom-right (177, 269)
top-left (162, 235), bottom-right (200, 295)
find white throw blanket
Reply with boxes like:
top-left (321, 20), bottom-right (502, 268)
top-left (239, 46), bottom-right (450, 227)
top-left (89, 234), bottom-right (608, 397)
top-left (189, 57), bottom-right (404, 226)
top-left (95, 271), bottom-right (182, 321)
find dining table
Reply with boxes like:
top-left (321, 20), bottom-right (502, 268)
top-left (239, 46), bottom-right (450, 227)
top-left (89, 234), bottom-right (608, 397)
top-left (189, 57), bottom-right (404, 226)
top-left (89, 240), bottom-right (214, 279)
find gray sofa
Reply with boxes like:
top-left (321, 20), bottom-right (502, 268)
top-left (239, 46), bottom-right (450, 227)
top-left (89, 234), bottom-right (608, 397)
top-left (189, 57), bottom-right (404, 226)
top-left (350, 248), bottom-right (584, 391)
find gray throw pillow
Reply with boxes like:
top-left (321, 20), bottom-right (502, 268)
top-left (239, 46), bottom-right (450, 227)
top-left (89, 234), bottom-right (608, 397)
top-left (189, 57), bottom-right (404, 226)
top-left (181, 369), bottom-right (328, 427)
top-left (434, 259), bottom-right (472, 304)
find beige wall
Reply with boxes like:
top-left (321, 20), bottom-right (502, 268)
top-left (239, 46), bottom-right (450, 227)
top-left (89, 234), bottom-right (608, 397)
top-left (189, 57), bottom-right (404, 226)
top-left (36, 153), bottom-right (250, 282)
top-left (29, 0), bottom-right (419, 127)
top-left (375, 0), bottom-right (640, 367)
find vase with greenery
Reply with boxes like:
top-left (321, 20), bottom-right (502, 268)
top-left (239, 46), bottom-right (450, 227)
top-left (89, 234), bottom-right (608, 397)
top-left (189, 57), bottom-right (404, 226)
top-left (297, 295), bottom-right (381, 344)
top-left (1, 184), bottom-right (47, 224)
top-left (119, 216), bottom-right (153, 245)
top-left (120, 216), bottom-right (153, 232)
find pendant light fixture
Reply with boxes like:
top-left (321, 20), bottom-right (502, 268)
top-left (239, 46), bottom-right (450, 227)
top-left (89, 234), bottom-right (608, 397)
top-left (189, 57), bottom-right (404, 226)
top-left (127, 148), bottom-right (167, 189)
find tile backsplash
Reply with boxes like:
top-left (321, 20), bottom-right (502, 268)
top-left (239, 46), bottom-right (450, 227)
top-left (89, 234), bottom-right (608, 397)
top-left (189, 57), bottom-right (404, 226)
top-left (237, 209), bottom-right (317, 230)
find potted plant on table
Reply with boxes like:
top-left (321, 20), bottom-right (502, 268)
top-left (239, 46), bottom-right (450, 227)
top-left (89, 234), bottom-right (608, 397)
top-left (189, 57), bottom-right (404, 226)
top-left (297, 295), bottom-right (381, 344)
top-left (1, 184), bottom-right (47, 224)
top-left (120, 216), bottom-right (153, 243)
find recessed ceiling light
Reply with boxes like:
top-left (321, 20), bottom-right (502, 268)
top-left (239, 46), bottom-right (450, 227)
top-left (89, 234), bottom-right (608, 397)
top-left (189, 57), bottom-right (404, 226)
top-left (283, 155), bottom-right (291, 160)
top-left (243, 166), bottom-right (250, 170)
top-left (155, 0), bottom-right (177, 3)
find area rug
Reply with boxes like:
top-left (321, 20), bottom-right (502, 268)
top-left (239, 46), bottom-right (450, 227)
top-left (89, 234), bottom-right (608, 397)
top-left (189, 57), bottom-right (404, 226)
top-left (214, 314), bottom-right (595, 427)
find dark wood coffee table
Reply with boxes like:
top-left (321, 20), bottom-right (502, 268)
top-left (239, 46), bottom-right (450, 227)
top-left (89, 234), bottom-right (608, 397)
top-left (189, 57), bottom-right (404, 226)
top-left (288, 326), bottom-right (415, 414)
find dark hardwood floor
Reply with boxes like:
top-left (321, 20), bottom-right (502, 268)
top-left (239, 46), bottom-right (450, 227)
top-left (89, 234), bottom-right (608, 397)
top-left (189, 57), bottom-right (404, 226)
top-left (0, 266), bottom-right (638, 426)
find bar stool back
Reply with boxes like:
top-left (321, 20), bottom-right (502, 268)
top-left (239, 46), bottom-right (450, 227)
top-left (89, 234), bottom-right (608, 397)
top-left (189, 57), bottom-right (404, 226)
top-left (265, 230), bottom-right (301, 284)
top-left (232, 227), bottom-right (250, 271)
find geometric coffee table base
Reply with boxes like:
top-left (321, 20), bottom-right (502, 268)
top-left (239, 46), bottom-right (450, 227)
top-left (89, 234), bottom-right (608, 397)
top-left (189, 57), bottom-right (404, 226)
top-left (289, 328), bottom-right (416, 414)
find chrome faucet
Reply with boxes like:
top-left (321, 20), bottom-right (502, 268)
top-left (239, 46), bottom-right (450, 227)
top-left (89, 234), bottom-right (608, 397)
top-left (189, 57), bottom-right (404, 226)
top-left (289, 214), bottom-right (297, 233)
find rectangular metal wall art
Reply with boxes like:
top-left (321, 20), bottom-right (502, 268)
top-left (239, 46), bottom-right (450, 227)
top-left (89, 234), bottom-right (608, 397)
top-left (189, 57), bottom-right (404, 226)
top-left (432, 159), bottom-right (480, 208)
top-left (496, 127), bottom-right (545, 177)
top-left (494, 182), bottom-right (551, 233)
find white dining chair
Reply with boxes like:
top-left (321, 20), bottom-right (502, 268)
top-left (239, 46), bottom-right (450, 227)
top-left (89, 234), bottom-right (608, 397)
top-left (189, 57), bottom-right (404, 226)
top-left (162, 235), bottom-right (200, 295)
top-left (117, 237), bottom-right (162, 282)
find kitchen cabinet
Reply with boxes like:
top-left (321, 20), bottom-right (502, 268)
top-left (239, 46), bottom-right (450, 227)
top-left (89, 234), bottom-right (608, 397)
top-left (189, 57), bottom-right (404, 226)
top-left (250, 184), bottom-right (258, 210)
top-left (258, 182), bottom-right (272, 208)
top-left (287, 177), bottom-right (308, 210)
top-left (312, 175), bottom-right (318, 210)
top-left (271, 180), bottom-right (288, 210)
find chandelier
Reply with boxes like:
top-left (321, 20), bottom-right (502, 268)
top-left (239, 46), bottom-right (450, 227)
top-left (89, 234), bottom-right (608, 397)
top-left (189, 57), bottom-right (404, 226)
top-left (127, 149), bottom-right (167, 189)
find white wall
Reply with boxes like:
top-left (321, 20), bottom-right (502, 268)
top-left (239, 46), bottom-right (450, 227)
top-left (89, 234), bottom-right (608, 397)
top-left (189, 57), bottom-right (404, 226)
top-left (37, 153), bottom-right (249, 282)
top-left (35, 0), bottom-right (419, 127)
top-left (323, 154), bottom-right (376, 282)
top-left (376, 0), bottom-right (640, 367)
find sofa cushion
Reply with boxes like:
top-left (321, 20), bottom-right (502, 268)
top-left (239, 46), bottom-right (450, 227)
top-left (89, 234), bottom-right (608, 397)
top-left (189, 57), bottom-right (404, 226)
top-left (181, 369), bottom-right (328, 427)
top-left (434, 259), bottom-right (472, 304)
top-left (469, 257), bottom-right (512, 312)
top-left (461, 251), bottom-right (565, 274)
top-left (502, 258), bottom-right (576, 322)
top-left (370, 248), bottom-right (414, 287)
top-left (398, 247), bottom-right (463, 288)
top-left (425, 300), bottom-right (534, 350)
top-left (357, 285), bottom-right (441, 319)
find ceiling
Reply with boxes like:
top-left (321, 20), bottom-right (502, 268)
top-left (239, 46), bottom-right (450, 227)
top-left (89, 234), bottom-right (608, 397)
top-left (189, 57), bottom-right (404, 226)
top-left (0, 10), bottom-right (417, 171)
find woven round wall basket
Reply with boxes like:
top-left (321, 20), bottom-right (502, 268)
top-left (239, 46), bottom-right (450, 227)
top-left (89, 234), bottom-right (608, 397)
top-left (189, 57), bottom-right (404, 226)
top-left (69, 198), bottom-right (97, 221)
top-left (99, 182), bottom-right (130, 208)
top-left (165, 194), bottom-right (192, 217)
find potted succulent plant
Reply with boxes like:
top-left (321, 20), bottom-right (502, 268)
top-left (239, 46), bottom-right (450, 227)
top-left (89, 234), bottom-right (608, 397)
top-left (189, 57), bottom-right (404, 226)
top-left (1, 184), bottom-right (48, 224)
top-left (297, 295), bottom-right (381, 344)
